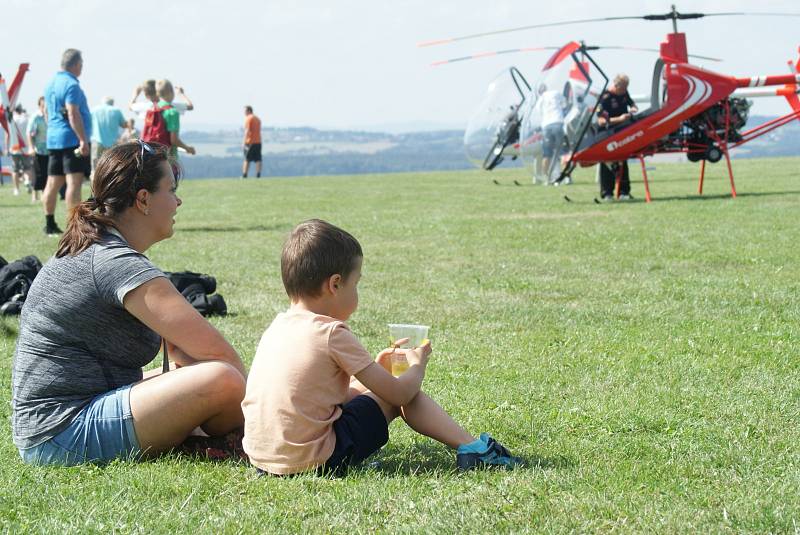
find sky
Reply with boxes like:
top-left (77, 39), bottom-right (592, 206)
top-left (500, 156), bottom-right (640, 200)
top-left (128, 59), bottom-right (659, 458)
top-left (4, 0), bottom-right (800, 132)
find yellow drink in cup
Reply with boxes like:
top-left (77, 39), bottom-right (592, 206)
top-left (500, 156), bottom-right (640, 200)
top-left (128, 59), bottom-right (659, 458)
top-left (390, 356), bottom-right (410, 377)
top-left (388, 324), bottom-right (430, 377)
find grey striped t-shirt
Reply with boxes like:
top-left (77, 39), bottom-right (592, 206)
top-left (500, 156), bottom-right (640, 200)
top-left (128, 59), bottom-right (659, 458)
top-left (11, 231), bottom-right (164, 449)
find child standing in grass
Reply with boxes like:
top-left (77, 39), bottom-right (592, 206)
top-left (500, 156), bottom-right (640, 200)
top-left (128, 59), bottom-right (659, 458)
top-left (242, 219), bottom-right (521, 475)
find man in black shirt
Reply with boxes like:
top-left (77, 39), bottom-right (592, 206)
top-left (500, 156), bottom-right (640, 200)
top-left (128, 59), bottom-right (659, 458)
top-left (597, 74), bottom-right (638, 201)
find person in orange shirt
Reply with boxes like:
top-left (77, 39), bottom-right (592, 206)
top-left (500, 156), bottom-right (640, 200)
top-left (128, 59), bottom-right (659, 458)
top-left (242, 105), bottom-right (262, 178)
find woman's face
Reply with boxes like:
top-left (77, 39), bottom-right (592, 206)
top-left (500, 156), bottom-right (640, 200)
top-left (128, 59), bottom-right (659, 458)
top-left (148, 161), bottom-right (182, 240)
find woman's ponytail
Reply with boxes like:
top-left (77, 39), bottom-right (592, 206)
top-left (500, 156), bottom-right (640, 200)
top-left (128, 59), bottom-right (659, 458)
top-left (55, 199), bottom-right (115, 258)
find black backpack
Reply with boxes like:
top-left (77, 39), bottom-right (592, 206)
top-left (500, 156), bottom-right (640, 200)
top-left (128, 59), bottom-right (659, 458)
top-left (165, 271), bottom-right (227, 317)
top-left (0, 255), bottom-right (43, 315)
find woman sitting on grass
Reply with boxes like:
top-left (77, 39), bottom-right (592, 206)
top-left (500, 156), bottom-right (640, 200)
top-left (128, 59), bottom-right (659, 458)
top-left (11, 141), bottom-right (246, 466)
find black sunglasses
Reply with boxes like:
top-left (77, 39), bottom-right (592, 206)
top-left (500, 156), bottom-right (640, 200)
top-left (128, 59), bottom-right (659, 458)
top-left (138, 139), bottom-right (155, 171)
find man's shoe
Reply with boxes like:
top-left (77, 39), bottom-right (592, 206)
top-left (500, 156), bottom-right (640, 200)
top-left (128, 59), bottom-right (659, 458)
top-left (456, 433), bottom-right (523, 471)
top-left (619, 194), bottom-right (634, 201)
top-left (44, 224), bottom-right (63, 236)
top-left (600, 194), bottom-right (614, 203)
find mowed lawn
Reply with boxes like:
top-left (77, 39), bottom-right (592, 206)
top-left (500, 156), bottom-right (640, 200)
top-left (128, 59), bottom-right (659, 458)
top-left (1, 158), bottom-right (799, 533)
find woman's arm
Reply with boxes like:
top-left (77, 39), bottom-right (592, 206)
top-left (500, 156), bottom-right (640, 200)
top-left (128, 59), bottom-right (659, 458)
top-left (123, 277), bottom-right (245, 377)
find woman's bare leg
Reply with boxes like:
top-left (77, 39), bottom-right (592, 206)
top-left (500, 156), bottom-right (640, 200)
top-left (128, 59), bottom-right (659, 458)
top-left (129, 360), bottom-right (245, 455)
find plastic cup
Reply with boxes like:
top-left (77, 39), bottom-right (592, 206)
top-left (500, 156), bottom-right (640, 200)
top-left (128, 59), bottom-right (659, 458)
top-left (388, 324), bottom-right (430, 377)
top-left (388, 324), bottom-right (430, 348)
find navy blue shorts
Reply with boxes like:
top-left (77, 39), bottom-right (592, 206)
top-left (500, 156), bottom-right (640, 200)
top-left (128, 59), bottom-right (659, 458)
top-left (321, 395), bottom-right (389, 475)
top-left (256, 394), bottom-right (389, 477)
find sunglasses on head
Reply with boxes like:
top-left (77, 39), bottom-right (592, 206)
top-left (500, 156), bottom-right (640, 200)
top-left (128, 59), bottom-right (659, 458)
top-left (136, 139), bottom-right (156, 176)
top-left (136, 140), bottom-right (180, 182)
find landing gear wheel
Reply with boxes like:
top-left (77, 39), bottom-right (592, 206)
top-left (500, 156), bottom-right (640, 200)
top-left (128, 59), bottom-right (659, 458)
top-left (483, 141), bottom-right (505, 170)
top-left (482, 115), bottom-right (520, 170)
top-left (705, 146), bottom-right (722, 163)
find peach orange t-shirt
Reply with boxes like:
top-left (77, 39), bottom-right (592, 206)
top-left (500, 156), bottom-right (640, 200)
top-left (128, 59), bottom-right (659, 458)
top-left (242, 309), bottom-right (373, 474)
top-left (244, 114), bottom-right (261, 144)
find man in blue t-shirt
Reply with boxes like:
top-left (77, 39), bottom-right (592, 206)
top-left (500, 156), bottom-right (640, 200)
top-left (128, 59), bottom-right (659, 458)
top-left (42, 48), bottom-right (92, 235)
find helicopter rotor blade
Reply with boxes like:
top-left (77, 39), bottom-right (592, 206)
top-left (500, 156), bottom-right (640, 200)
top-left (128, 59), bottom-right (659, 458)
top-left (645, 11), bottom-right (800, 20)
top-left (418, 11), bottom-right (800, 48)
top-left (418, 16), bottom-right (644, 47)
top-left (430, 46), bottom-right (559, 67)
top-left (597, 46), bottom-right (722, 62)
top-left (430, 44), bottom-right (722, 67)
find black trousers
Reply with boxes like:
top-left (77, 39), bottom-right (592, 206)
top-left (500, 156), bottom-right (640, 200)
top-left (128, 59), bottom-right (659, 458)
top-left (599, 161), bottom-right (630, 197)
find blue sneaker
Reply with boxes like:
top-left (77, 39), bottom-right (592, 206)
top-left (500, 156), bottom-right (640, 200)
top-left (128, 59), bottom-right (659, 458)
top-left (456, 433), bottom-right (522, 471)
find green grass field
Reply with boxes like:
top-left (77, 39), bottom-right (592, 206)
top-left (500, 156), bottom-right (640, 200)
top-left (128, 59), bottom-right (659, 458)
top-left (1, 158), bottom-right (799, 533)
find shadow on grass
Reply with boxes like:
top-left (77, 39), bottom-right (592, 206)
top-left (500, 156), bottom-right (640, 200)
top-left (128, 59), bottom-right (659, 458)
top-left (575, 189), bottom-right (800, 205)
top-left (161, 435), bottom-right (574, 477)
top-left (352, 442), bottom-right (574, 477)
top-left (178, 224), bottom-right (286, 233)
top-left (649, 189), bottom-right (800, 203)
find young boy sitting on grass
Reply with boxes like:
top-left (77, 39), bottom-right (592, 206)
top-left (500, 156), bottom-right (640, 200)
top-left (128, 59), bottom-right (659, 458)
top-left (242, 219), bottom-right (521, 475)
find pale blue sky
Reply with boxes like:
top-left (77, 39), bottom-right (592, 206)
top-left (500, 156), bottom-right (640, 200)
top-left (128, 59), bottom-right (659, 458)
top-left (5, 0), bottom-right (799, 131)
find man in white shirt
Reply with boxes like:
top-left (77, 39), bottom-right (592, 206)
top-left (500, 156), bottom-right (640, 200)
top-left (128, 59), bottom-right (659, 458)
top-left (537, 85), bottom-right (567, 184)
top-left (4, 105), bottom-right (33, 196)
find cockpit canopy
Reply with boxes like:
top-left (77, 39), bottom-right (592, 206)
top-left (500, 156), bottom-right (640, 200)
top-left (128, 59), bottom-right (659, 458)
top-left (464, 67), bottom-right (530, 169)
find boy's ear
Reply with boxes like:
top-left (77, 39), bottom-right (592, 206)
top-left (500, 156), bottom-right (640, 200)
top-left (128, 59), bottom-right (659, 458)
top-left (325, 274), bottom-right (342, 295)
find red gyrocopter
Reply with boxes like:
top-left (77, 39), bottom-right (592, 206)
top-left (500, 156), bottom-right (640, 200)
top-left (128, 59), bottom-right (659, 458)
top-left (421, 6), bottom-right (800, 202)
top-left (0, 63), bottom-right (31, 181)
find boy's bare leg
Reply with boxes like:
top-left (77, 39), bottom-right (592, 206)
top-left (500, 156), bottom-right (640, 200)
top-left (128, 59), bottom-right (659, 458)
top-left (348, 379), bottom-right (474, 450)
top-left (399, 392), bottom-right (474, 449)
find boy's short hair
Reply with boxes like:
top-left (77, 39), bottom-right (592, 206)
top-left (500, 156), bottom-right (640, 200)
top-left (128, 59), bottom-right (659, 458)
top-left (156, 79), bottom-right (174, 99)
top-left (142, 80), bottom-right (157, 100)
top-left (281, 219), bottom-right (363, 299)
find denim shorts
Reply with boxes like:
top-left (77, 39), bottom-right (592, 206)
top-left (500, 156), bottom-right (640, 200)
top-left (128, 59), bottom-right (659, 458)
top-left (18, 384), bottom-right (141, 466)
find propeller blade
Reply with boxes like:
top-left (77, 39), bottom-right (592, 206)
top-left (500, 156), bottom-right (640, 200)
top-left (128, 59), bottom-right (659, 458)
top-left (430, 46), bottom-right (559, 67)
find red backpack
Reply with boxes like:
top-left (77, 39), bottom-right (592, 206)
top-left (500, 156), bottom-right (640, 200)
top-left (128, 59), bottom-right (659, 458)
top-left (141, 103), bottom-right (173, 146)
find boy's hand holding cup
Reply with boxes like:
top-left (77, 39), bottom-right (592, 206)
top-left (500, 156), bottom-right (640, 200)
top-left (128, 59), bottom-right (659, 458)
top-left (387, 324), bottom-right (430, 376)
top-left (405, 339), bottom-right (432, 367)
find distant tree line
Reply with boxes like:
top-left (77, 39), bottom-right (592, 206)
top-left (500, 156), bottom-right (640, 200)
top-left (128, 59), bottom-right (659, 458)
top-left (178, 121), bottom-right (798, 180)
